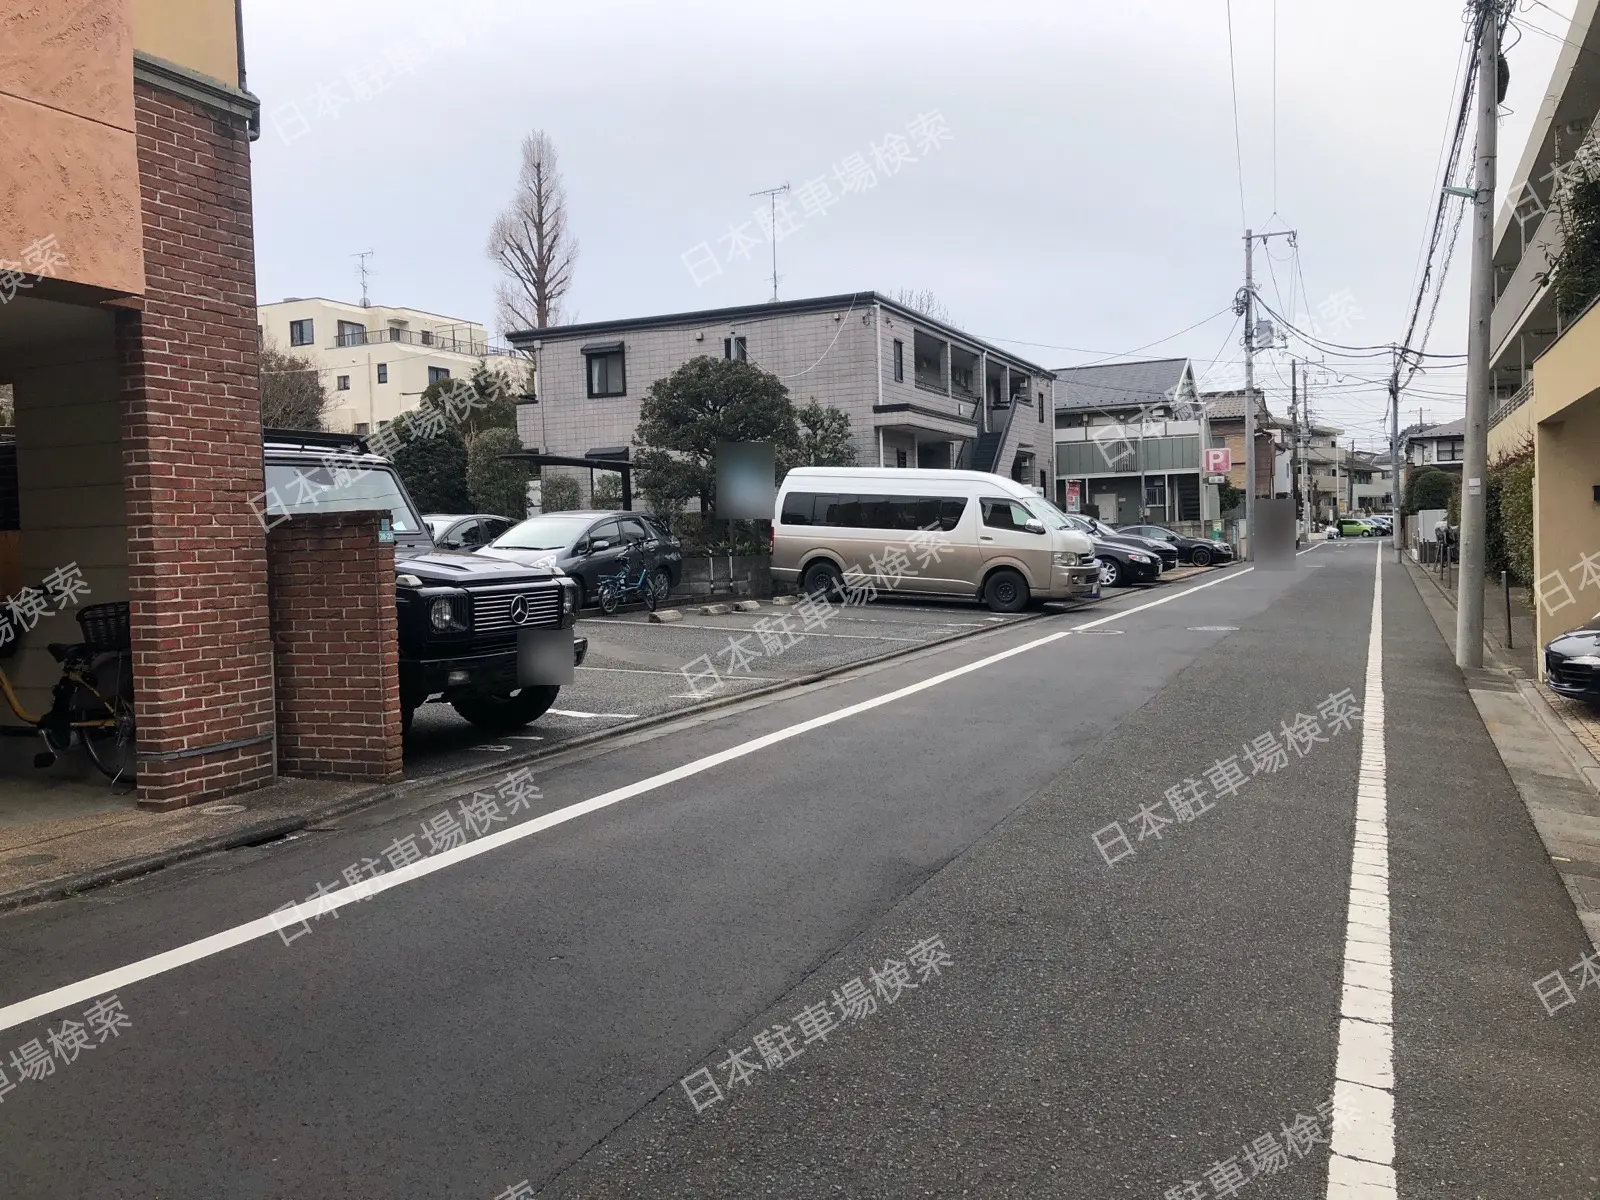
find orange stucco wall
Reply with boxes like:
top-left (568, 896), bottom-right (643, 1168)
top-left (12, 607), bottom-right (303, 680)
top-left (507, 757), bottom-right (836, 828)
top-left (130, 0), bottom-right (239, 87)
top-left (0, 0), bottom-right (144, 297)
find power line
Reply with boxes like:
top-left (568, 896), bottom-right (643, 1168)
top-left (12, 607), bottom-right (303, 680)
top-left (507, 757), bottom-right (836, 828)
top-left (1224, 0), bottom-right (1250, 229)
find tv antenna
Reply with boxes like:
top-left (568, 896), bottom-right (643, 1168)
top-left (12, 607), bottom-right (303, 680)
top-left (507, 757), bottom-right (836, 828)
top-left (353, 249), bottom-right (375, 308)
top-left (749, 183), bottom-right (790, 301)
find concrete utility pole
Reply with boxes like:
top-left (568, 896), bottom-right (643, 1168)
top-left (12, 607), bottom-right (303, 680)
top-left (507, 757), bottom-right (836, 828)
top-left (1289, 358), bottom-right (1301, 541)
top-left (1389, 348), bottom-right (1403, 562)
top-left (1240, 227), bottom-right (1296, 559)
top-left (1457, 0), bottom-right (1501, 669)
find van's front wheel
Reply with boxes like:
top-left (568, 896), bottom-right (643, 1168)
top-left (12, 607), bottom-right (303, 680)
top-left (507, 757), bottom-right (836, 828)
top-left (982, 569), bottom-right (1029, 613)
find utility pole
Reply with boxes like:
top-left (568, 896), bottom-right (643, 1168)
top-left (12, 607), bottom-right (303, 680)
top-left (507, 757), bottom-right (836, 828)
top-left (1289, 358), bottom-right (1301, 542)
top-left (1239, 228), bottom-right (1296, 560)
top-left (1457, 0), bottom-right (1501, 669)
top-left (1389, 348), bottom-right (1403, 562)
top-left (750, 183), bottom-right (791, 302)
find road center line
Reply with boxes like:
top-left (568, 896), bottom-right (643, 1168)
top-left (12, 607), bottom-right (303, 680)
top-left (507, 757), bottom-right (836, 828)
top-left (1325, 546), bottom-right (1397, 1198)
top-left (0, 564), bottom-right (1261, 1035)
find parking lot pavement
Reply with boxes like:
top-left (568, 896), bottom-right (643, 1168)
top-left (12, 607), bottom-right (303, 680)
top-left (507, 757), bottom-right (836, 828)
top-left (401, 597), bottom-right (1052, 781)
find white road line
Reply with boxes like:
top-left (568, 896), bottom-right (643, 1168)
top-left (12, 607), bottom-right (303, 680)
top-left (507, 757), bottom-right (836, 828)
top-left (0, 564), bottom-right (1261, 1035)
top-left (1326, 547), bottom-right (1396, 1199)
top-left (548, 710), bottom-right (639, 720)
top-left (578, 665), bottom-right (784, 682)
top-left (681, 624), bottom-right (927, 643)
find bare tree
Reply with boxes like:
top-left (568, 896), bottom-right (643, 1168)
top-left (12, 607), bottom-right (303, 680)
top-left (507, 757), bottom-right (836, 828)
top-left (892, 288), bottom-right (953, 325)
top-left (488, 131), bottom-right (579, 332)
top-left (259, 341), bottom-right (330, 430)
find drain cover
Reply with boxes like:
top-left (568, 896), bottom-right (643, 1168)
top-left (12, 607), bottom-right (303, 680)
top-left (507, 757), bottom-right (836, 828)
top-left (200, 803), bottom-right (247, 815)
top-left (1188, 625), bottom-right (1240, 632)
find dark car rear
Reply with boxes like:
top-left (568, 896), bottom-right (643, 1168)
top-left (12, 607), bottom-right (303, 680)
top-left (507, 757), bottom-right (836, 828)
top-left (1121, 525), bottom-right (1235, 567)
top-left (479, 510), bottom-right (683, 606)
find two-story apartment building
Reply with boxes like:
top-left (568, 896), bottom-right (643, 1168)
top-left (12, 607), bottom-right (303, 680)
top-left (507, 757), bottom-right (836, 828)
top-left (507, 292), bottom-right (1056, 505)
top-left (258, 297), bottom-right (520, 433)
top-left (1052, 359), bottom-right (1213, 524)
top-left (1404, 418), bottom-right (1465, 475)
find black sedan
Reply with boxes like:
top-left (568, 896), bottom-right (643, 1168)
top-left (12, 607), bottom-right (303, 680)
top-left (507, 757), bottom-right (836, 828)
top-left (421, 513), bottom-right (514, 551)
top-left (478, 510), bottom-right (683, 607)
top-left (1060, 514), bottom-right (1179, 573)
top-left (1120, 524), bottom-right (1236, 567)
top-left (1089, 538), bottom-right (1162, 588)
top-left (1545, 621), bottom-right (1600, 706)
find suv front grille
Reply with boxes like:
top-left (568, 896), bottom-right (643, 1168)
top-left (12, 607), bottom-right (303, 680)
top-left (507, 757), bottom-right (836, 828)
top-left (471, 585), bottom-right (562, 633)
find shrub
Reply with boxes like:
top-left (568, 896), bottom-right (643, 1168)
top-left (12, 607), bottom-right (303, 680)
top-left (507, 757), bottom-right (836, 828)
top-left (467, 427), bottom-right (534, 519)
top-left (1405, 467), bottom-right (1455, 514)
top-left (394, 425), bottom-right (469, 513)
top-left (540, 474), bottom-right (581, 513)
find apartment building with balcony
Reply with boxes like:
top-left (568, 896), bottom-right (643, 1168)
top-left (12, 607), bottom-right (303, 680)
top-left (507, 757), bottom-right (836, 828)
top-left (258, 297), bottom-right (521, 433)
top-left (508, 292), bottom-right (1055, 505)
top-left (1052, 359), bottom-right (1214, 525)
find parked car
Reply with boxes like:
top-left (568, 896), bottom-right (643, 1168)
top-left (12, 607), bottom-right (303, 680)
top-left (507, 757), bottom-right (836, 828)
top-left (1087, 538), bottom-right (1162, 588)
top-left (263, 431), bottom-right (585, 735)
top-left (479, 510), bottom-right (683, 607)
top-left (1120, 525), bottom-right (1236, 567)
top-left (772, 467), bottom-right (1099, 613)
top-left (422, 513), bottom-right (514, 551)
top-left (1055, 513), bottom-right (1179, 572)
top-left (1337, 518), bottom-right (1377, 537)
top-left (1545, 621), bottom-right (1600, 707)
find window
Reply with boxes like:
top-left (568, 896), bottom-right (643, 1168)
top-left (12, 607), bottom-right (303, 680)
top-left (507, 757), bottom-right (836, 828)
top-left (1038, 392), bottom-right (1045, 423)
top-left (262, 463), bottom-right (422, 532)
top-left (1438, 438), bottom-right (1464, 462)
top-left (584, 519), bottom-right (623, 551)
top-left (336, 320), bottom-right (367, 347)
top-left (584, 344), bottom-right (626, 397)
top-left (354, 422), bottom-right (370, 436)
top-left (336, 375), bottom-right (350, 391)
top-left (980, 498), bottom-right (1037, 531)
top-left (780, 492), bottom-right (966, 531)
top-left (421, 330), bottom-right (434, 346)
top-left (428, 366), bottom-right (451, 384)
top-left (895, 449), bottom-right (908, 468)
top-left (376, 363), bottom-right (388, 384)
top-left (724, 336), bottom-right (747, 361)
top-left (483, 518), bottom-right (512, 542)
top-left (619, 516), bottom-right (651, 543)
top-left (289, 318), bottom-right (314, 347)
top-left (893, 339), bottom-right (904, 382)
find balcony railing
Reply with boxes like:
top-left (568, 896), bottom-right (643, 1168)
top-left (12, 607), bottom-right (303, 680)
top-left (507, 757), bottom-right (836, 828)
top-left (331, 327), bottom-right (518, 357)
top-left (1488, 379), bottom-right (1532, 429)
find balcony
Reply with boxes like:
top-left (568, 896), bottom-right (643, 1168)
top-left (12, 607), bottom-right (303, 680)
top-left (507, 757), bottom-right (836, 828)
top-left (331, 327), bottom-right (518, 357)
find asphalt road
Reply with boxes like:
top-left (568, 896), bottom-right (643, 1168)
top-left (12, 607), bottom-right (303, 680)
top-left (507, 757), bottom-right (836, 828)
top-left (1, 542), bottom-right (1596, 1199)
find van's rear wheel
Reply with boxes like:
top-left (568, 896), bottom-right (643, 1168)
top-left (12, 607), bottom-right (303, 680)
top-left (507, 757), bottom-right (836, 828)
top-left (982, 569), bottom-right (1029, 613)
top-left (801, 560), bottom-right (843, 600)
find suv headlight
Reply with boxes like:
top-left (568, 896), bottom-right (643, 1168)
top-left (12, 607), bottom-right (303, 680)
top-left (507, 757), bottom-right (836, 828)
top-left (429, 593), bottom-right (469, 632)
top-left (561, 580), bottom-right (579, 617)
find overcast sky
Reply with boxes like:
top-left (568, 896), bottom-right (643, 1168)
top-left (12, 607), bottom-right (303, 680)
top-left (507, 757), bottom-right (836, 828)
top-left (244, 0), bottom-right (1565, 450)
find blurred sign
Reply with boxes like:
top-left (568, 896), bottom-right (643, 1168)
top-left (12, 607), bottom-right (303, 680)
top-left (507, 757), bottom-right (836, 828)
top-left (1066, 481), bottom-right (1081, 513)
top-left (1206, 474), bottom-right (1226, 485)
top-left (1202, 447), bottom-right (1232, 474)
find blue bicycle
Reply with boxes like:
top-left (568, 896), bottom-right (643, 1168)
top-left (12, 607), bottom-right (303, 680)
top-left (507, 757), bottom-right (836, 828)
top-left (596, 550), bottom-right (663, 614)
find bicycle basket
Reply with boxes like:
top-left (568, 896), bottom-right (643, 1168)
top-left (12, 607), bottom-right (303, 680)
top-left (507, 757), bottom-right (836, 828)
top-left (77, 602), bottom-right (132, 653)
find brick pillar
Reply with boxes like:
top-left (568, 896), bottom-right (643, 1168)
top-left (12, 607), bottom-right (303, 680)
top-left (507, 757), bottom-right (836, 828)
top-left (268, 512), bottom-right (401, 783)
top-left (119, 81), bottom-right (275, 809)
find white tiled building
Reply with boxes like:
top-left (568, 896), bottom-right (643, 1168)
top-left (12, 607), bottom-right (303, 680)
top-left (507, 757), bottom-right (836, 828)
top-left (258, 297), bottom-right (522, 434)
top-left (508, 292), bottom-right (1055, 505)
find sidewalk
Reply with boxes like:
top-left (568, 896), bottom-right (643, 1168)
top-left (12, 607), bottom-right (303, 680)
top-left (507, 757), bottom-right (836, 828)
top-left (1405, 555), bottom-right (1600, 949)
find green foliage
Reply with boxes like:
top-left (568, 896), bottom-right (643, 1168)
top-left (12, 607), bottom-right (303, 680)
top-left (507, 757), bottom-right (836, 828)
top-left (1404, 466), bottom-right (1456, 514)
top-left (591, 473), bottom-right (624, 509)
top-left (259, 343), bottom-right (329, 430)
top-left (795, 399), bottom-right (858, 466)
top-left (1490, 445), bottom-right (1535, 586)
top-left (467, 427), bottom-right (534, 519)
top-left (394, 424), bottom-right (469, 513)
top-left (420, 362), bottom-right (521, 444)
top-left (1216, 480), bottom-right (1244, 516)
top-left (1551, 178), bottom-right (1600, 325)
top-left (632, 357), bottom-right (798, 518)
top-left (540, 474), bottom-right (581, 513)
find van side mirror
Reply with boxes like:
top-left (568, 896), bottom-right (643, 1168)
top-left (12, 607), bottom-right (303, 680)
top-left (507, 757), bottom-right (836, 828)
top-left (1024, 518), bottom-right (1046, 535)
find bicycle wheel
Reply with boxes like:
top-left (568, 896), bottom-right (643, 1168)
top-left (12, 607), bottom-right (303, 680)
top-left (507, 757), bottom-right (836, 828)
top-left (642, 576), bottom-right (658, 612)
top-left (598, 582), bottom-right (620, 616)
top-left (82, 694), bottom-right (138, 784)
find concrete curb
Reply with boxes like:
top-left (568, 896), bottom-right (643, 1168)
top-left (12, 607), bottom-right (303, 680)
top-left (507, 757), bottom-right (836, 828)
top-left (0, 596), bottom-right (1104, 914)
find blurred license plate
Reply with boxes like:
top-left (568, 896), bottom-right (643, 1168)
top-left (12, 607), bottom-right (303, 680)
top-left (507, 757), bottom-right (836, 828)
top-left (518, 628), bottom-right (575, 686)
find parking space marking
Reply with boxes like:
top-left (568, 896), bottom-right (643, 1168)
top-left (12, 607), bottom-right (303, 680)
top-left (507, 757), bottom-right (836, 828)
top-left (684, 624), bottom-right (927, 643)
top-left (0, 564), bottom-right (1259, 1035)
top-left (577, 665), bottom-right (785, 682)
top-left (548, 710), bottom-right (639, 720)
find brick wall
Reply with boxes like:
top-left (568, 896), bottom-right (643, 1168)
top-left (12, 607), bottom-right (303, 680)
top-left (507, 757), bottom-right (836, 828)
top-left (268, 512), bottom-right (401, 783)
top-left (118, 80), bottom-right (275, 809)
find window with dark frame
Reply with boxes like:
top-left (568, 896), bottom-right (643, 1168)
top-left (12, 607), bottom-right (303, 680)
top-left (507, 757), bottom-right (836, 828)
top-left (779, 492), bottom-right (967, 532)
top-left (724, 336), bottom-right (747, 361)
top-left (289, 318), bottom-right (314, 347)
top-left (893, 340), bottom-right (904, 382)
top-left (585, 345), bottom-right (626, 397)
top-left (428, 366), bottom-right (451, 384)
top-left (376, 363), bottom-right (388, 384)
top-left (336, 320), bottom-right (367, 347)
top-left (336, 375), bottom-right (350, 391)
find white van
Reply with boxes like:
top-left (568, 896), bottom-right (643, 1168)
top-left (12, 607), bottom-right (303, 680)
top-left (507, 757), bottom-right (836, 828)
top-left (771, 467), bottom-right (1100, 612)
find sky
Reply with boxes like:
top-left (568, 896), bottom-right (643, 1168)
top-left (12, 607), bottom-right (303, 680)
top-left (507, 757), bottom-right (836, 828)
top-left (243, 0), bottom-right (1568, 451)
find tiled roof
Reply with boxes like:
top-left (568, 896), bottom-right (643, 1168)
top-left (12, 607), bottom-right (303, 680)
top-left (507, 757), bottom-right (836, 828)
top-left (1051, 358), bottom-right (1192, 411)
top-left (1410, 418), bottom-right (1465, 439)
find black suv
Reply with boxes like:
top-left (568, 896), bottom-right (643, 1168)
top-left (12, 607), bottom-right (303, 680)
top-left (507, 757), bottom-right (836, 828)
top-left (262, 432), bottom-right (586, 734)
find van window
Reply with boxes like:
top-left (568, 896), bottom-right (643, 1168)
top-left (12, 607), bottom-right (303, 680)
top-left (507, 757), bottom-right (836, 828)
top-left (782, 491), bottom-right (966, 531)
top-left (981, 498), bottom-right (1037, 531)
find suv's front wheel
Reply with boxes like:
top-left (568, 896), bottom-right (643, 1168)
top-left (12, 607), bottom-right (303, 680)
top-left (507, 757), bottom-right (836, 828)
top-left (451, 686), bottom-right (560, 731)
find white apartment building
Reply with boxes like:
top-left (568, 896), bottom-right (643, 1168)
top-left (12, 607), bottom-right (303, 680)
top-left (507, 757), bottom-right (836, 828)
top-left (258, 297), bottom-right (521, 433)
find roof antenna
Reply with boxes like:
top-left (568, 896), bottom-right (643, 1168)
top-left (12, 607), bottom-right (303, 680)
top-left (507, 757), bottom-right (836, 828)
top-left (749, 184), bottom-right (790, 301)
top-left (353, 249), bottom-right (375, 308)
